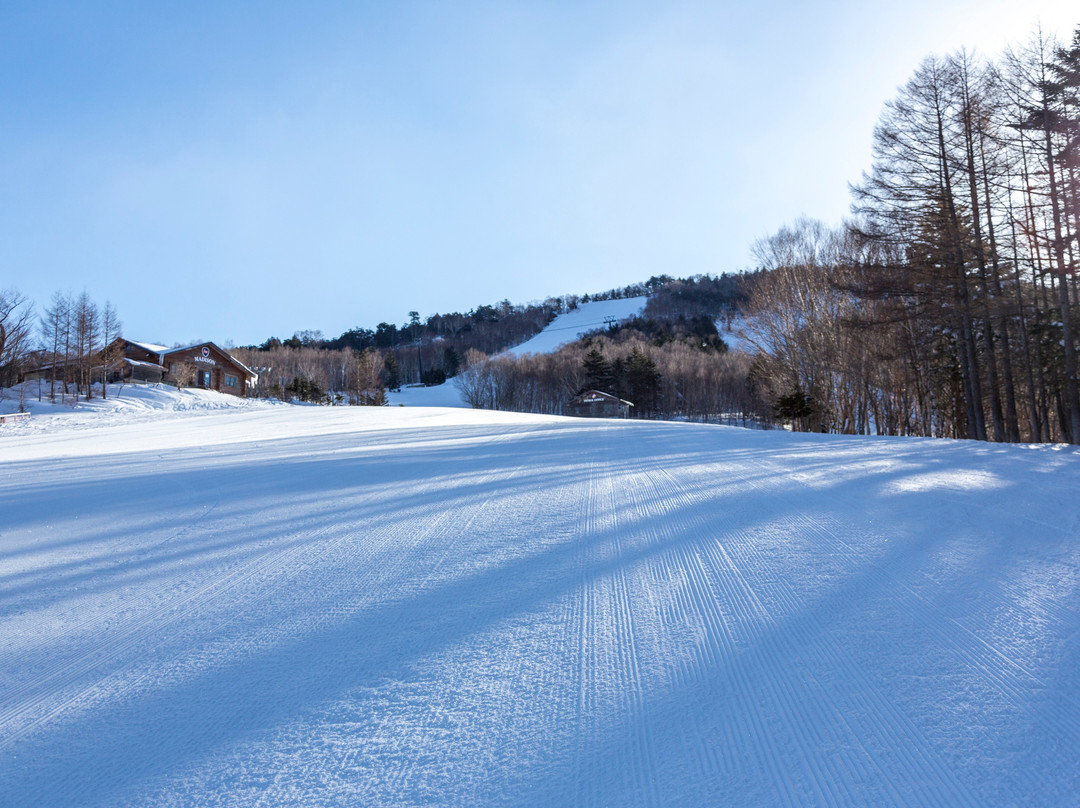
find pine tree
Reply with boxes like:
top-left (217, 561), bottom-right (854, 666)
top-left (444, 346), bottom-right (461, 378)
top-left (774, 386), bottom-right (816, 431)
top-left (383, 352), bottom-right (401, 392)
top-left (408, 311), bottom-right (423, 383)
top-left (581, 346), bottom-right (613, 393)
top-left (626, 348), bottom-right (661, 417)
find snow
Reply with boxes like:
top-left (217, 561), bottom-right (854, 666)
top-left (0, 382), bottom-right (278, 436)
top-left (386, 382), bottom-right (467, 408)
top-left (719, 313), bottom-right (758, 354)
top-left (126, 340), bottom-right (171, 354)
top-left (505, 296), bottom-right (648, 356)
top-left (2, 395), bottom-right (1080, 806)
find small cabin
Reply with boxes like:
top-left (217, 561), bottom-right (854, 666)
top-left (565, 389), bottom-right (634, 419)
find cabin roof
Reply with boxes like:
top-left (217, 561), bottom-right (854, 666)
top-left (126, 340), bottom-right (171, 354)
top-left (568, 389), bottom-right (634, 407)
top-left (119, 338), bottom-right (257, 380)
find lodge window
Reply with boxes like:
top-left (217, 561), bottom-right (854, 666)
top-left (225, 374), bottom-right (237, 388)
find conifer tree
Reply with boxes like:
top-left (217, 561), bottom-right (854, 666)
top-left (581, 346), bottom-right (613, 393)
top-left (626, 348), bottom-right (661, 417)
top-left (443, 346), bottom-right (461, 378)
top-left (383, 352), bottom-right (401, 392)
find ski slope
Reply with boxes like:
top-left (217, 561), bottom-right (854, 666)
top-left (2, 404), bottom-right (1080, 806)
top-left (386, 382), bottom-right (467, 408)
top-left (505, 296), bottom-right (648, 356)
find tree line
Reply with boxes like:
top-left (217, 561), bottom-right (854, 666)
top-left (230, 275), bottom-right (751, 409)
top-left (247, 276), bottom-right (687, 383)
top-left (230, 276), bottom-right (703, 400)
top-left (2, 272), bottom-right (764, 419)
top-left (230, 343), bottom-right (387, 405)
top-left (0, 289), bottom-right (121, 405)
top-left (745, 25), bottom-right (1080, 443)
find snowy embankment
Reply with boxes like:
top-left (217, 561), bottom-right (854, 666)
top-left (2, 403), bottom-right (1080, 806)
top-left (0, 382), bottom-right (280, 436)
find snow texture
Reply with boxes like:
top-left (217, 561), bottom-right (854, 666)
top-left (504, 296), bottom-right (648, 356)
top-left (2, 396), bottom-right (1080, 806)
top-left (386, 383), bottom-right (467, 408)
top-left (718, 314), bottom-right (758, 354)
top-left (0, 382), bottom-right (280, 435)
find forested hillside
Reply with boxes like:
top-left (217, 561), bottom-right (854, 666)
top-left (228, 274), bottom-right (752, 411)
top-left (454, 274), bottom-right (762, 423)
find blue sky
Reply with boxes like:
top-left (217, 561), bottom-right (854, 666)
top-left (1, 1), bottom-right (1076, 346)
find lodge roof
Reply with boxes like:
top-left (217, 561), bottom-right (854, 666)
top-left (122, 358), bottom-right (166, 370)
top-left (126, 340), bottom-right (171, 354)
top-left (117, 338), bottom-right (257, 381)
top-left (568, 389), bottom-right (634, 407)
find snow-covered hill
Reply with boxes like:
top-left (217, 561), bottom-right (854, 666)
top-left (2, 406), bottom-right (1080, 806)
top-left (505, 296), bottom-right (648, 356)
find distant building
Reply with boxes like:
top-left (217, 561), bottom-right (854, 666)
top-left (105, 339), bottom-right (257, 397)
top-left (565, 389), bottom-right (633, 418)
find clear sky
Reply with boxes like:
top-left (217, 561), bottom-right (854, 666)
top-left (1, 1), bottom-right (1076, 346)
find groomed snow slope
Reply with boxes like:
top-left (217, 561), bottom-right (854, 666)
top-left (505, 296), bottom-right (647, 356)
top-left (2, 407), bottom-right (1080, 806)
top-left (386, 382), bottom-right (467, 408)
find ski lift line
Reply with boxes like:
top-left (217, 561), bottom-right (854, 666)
top-left (538, 319), bottom-right (630, 334)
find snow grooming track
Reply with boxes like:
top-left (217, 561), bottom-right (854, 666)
top-left (775, 505), bottom-right (1080, 796)
top-left (0, 452), bottom-right (512, 751)
top-left (570, 425), bottom-right (665, 806)
top-left (2, 406), bottom-right (1080, 806)
top-left (0, 415), bottom-right (527, 797)
top-left (635, 429), bottom-right (1080, 807)
top-left (646, 459), bottom-right (977, 806)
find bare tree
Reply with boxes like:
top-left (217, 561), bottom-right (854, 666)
top-left (40, 292), bottom-right (71, 403)
top-left (454, 349), bottom-right (492, 409)
top-left (853, 55), bottom-right (991, 439)
top-left (99, 301), bottom-right (122, 399)
top-left (72, 292), bottom-right (99, 400)
top-left (1007, 30), bottom-right (1080, 442)
top-left (0, 288), bottom-right (35, 395)
top-left (171, 361), bottom-right (195, 390)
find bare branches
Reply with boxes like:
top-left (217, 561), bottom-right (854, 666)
top-left (0, 288), bottom-right (35, 391)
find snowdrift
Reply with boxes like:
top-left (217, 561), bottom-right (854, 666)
top-left (0, 382), bottom-right (278, 435)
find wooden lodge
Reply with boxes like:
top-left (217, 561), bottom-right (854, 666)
top-left (565, 389), bottom-right (634, 418)
top-left (20, 338), bottom-right (257, 397)
top-left (105, 339), bottom-right (258, 396)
